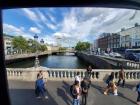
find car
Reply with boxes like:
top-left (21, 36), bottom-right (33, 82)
top-left (125, 49), bottom-right (140, 62)
top-left (109, 52), bottom-right (123, 58)
top-left (103, 52), bottom-right (110, 57)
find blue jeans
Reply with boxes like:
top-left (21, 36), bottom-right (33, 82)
top-left (73, 99), bottom-right (80, 105)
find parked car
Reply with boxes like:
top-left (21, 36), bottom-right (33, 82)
top-left (125, 49), bottom-right (140, 62)
top-left (103, 52), bottom-right (110, 57)
top-left (109, 52), bottom-right (123, 58)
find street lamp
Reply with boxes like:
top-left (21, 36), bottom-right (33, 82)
top-left (40, 39), bottom-right (44, 45)
top-left (34, 34), bottom-right (40, 68)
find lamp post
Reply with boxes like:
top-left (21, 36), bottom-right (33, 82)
top-left (40, 39), bottom-right (44, 45)
top-left (34, 34), bottom-right (40, 68)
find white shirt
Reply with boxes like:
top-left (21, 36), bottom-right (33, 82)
top-left (75, 75), bottom-right (81, 83)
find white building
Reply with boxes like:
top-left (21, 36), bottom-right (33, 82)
top-left (118, 23), bottom-right (140, 48)
top-left (46, 44), bottom-right (59, 51)
top-left (4, 35), bottom-right (13, 55)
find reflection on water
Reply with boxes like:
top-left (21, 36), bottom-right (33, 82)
top-left (6, 55), bottom-right (90, 69)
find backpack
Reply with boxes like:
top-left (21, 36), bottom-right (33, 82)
top-left (105, 77), bottom-right (110, 84)
top-left (70, 84), bottom-right (77, 99)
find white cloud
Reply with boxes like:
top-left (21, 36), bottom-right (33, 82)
top-left (29, 27), bottom-right (41, 34)
top-left (8, 8), bottom-right (140, 47)
top-left (3, 23), bottom-right (33, 39)
top-left (22, 8), bottom-right (43, 29)
top-left (22, 8), bottom-right (38, 21)
top-left (35, 9), bottom-right (57, 30)
top-left (45, 35), bottom-right (57, 45)
top-left (52, 7), bottom-right (140, 47)
top-left (46, 23), bottom-right (57, 30)
top-left (48, 13), bottom-right (56, 23)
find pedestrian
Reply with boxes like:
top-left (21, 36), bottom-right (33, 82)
top-left (35, 77), bottom-right (48, 99)
top-left (105, 72), bottom-right (114, 86)
top-left (37, 70), bottom-right (43, 79)
top-left (104, 72), bottom-right (118, 95)
top-left (86, 65), bottom-right (92, 79)
top-left (136, 83), bottom-right (140, 105)
top-left (75, 72), bottom-right (81, 85)
top-left (117, 67), bottom-right (125, 87)
top-left (71, 81), bottom-right (81, 105)
top-left (81, 77), bottom-right (91, 105)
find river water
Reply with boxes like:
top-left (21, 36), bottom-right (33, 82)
top-left (6, 54), bottom-right (90, 69)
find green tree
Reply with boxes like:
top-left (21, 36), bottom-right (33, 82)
top-left (39, 45), bottom-right (48, 52)
top-left (75, 41), bottom-right (90, 51)
top-left (59, 47), bottom-right (66, 51)
top-left (12, 36), bottom-right (28, 52)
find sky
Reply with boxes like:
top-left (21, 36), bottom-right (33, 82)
top-left (2, 7), bottom-right (140, 47)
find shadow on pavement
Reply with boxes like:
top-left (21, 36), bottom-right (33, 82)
top-left (57, 87), bottom-right (72, 105)
top-left (62, 81), bottom-right (72, 96)
top-left (91, 83), bottom-right (104, 94)
top-left (118, 91), bottom-right (137, 105)
top-left (9, 89), bottom-right (58, 105)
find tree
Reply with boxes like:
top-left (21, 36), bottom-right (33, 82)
top-left (59, 47), bottom-right (66, 51)
top-left (12, 36), bottom-right (28, 52)
top-left (12, 36), bottom-right (48, 53)
top-left (75, 41), bottom-right (90, 51)
top-left (39, 45), bottom-right (48, 52)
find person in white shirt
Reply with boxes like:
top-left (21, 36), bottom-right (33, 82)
top-left (75, 72), bottom-right (81, 85)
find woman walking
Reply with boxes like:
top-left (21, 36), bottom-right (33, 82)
top-left (104, 72), bottom-right (118, 96)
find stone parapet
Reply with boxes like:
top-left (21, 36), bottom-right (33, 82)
top-left (6, 66), bottom-right (140, 82)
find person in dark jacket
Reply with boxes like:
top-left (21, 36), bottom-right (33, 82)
top-left (106, 72), bottom-right (114, 86)
top-left (81, 77), bottom-right (91, 105)
top-left (86, 66), bottom-right (92, 79)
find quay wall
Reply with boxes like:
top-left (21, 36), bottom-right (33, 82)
top-left (76, 52), bottom-right (114, 69)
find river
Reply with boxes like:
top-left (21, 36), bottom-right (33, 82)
top-left (6, 53), bottom-right (91, 69)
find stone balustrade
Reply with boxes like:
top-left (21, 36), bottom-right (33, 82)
top-left (6, 66), bottom-right (140, 82)
top-left (125, 61), bottom-right (140, 69)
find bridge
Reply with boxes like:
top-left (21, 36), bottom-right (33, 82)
top-left (5, 50), bottom-right (76, 61)
top-left (7, 67), bottom-right (140, 105)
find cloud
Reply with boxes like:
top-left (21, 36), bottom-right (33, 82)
top-left (45, 35), bottom-right (57, 45)
top-left (47, 13), bottom-right (56, 23)
top-left (22, 8), bottom-right (43, 29)
top-left (50, 7), bottom-right (140, 47)
top-left (29, 27), bottom-right (41, 34)
top-left (35, 9), bottom-right (57, 30)
top-left (3, 23), bottom-right (33, 39)
top-left (5, 8), bottom-right (140, 47)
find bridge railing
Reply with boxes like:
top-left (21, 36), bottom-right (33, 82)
top-left (6, 67), bottom-right (140, 82)
top-left (95, 54), bottom-right (140, 69)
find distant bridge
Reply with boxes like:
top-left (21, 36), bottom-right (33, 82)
top-left (5, 50), bottom-right (76, 62)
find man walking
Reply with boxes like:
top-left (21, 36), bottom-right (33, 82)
top-left (81, 77), bottom-right (91, 105)
top-left (117, 68), bottom-right (125, 87)
top-left (86, 66), bottom-right (92, 79)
